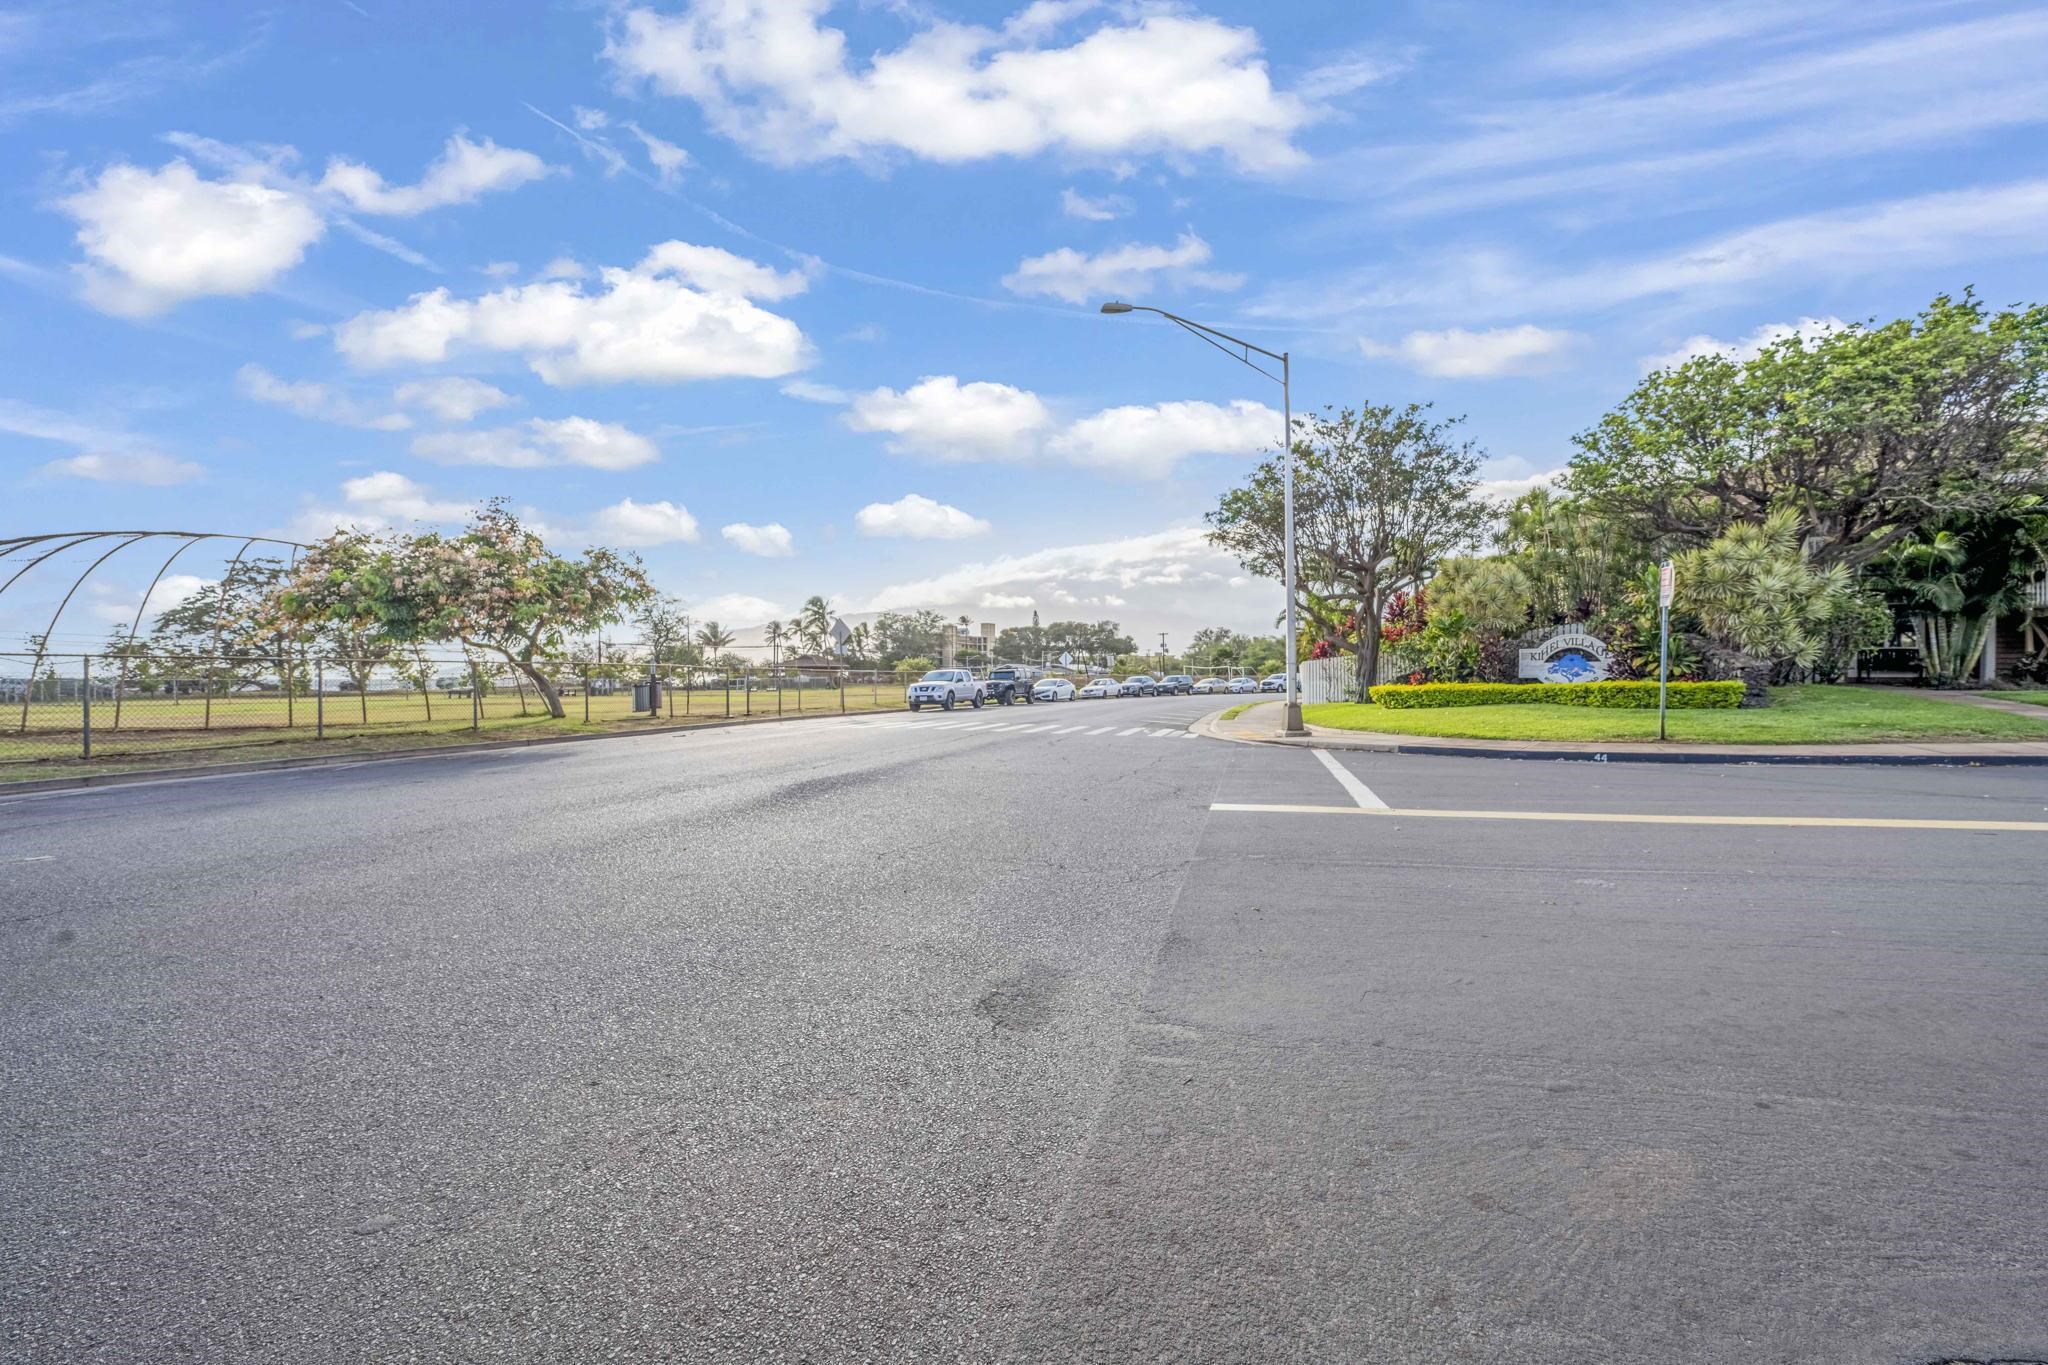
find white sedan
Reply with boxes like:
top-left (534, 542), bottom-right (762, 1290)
top-left (1032, 677), bottom-right (1077, 702)
top-left (1191, 677), bottom-right (1228, 694)
top-left (1226, 676), bottom-right (1259, 694)
top-left (1078, 677), bottom-right (1118, 699)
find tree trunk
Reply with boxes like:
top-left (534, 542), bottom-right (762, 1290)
top-left (1354, 628), bottom-right (1380, 700)
top-left (516, 661), bottom-right (566, 718)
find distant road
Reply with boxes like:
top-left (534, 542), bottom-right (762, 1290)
top-left (4, 696), bottom-right (2044, 1363)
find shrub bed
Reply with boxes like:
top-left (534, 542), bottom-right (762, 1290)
top-left (1367, 680), bottom-right (1744, 710)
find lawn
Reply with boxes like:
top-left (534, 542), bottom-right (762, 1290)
top-left (1301, 685), bottom-right (2048, 744)
top-left (0, 678), bottom-right (912, 780)
top-left (2007, 691), bottom-right (2048, 709)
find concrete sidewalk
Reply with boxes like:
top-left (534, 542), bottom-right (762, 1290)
top-left (1195, 700), bottom-right (2048, 765)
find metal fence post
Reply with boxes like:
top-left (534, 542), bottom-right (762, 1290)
top-left (584, 671), bottom-right (591, 724)
top-left (471, 661), bottom-right (481, 730)
top-left (81, 655), bottom-right (92, 759)
top-left (744, 669), bottom-right (752, 718)
top-left (316, 661), bottom-right (325, 740)
top-left (777, 668), bottom-right (784, 717)
top-left (840, 672), bottom-right (846, 713)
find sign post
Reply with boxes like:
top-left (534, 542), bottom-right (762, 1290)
top-left (1657, 560), bottom-right (1675, 741)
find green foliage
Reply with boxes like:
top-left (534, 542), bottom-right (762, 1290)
top-left (1428, 556), bottom-right (1532, 637)
top-left (274, 500), bottom-right (652, 719)
top-left (1868, 501), bottom-right (2048, 686)
top-left (1367, 680), bottom-right (1743, 710)
top-left (1500, 488), bottom-right (1643, 622)
top-left (1565, 292), bottom-right (2048, 567)
top-left (1671, 509), bottom-right (1861, 669)
top-left (1209, 402), bottom-right (1495, 691)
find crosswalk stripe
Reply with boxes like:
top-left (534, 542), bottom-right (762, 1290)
top-left (1052, 725), bottom-right (1087, 734)
top-left (1116, 727), bottom-right (1146, 736)
top-left (1180, 730), bottom-right (1199, 739)
top-left (1087, 726), bottom-right (1116, 735)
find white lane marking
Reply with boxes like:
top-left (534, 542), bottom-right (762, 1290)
top-left (960, 722), bottom-right (1002, 731)
top-left (1087, 726), bottom-right (1117, 735)
top-left (1116, 727), bottom-right (1146, 736)
top-left (4, 855), bottom-right (56, 864)
top-left (1180, 731), bottom-right (1200, 739)
top-left (1052, 726), bottom-right (1088, 734)
top-left (1208, 803), bottom-right (2048, 833)
top-left (1313, 748), bottom-right (1388, 809)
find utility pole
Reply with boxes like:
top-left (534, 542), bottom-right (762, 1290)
top-left (1157, 632), bottom-right (1169, 674)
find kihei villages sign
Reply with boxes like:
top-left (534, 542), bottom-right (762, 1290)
top-left (1518, 626), bottom-right (1613, 683)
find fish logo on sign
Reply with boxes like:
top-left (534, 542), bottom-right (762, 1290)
top-left (1543, 651), bottom-right (1601, 683)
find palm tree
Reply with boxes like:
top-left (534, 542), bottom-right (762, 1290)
top-left (798, 595), bottom-right (834, 654)
top-left (695, 621), bottom-right (735, 652)
top-left (763, 619), bottom-right (784, 670)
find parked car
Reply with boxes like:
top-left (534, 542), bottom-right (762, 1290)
top-left (906, 669), bottom-right (984, 711)
top-left (1191, 677), bottom-right (1228, 694)
top-left (1119, 676), bottom-right (1156, 697)
top-left (1260, 673), bottom-right (1297, 693)
top-left (983, 664), bottom-right (1039, 706)
top-left (1032, 677), bottom-right (1076, 702)
top-left (1226, 676), bottom-right (1259, 694)
top-left (1078, 677), bottom-right (1118, 699)
top-left (1156, 674), bottom-right (1195, 695)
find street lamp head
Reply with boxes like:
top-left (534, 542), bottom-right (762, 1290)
top-left (1098, 301), bottom-right (1134, 314)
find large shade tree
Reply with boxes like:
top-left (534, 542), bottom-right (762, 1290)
top-left (1566, 293), bottom-right (2048, 567)
top-left (273, 501), bottom-right (653, 719)
top-left (1208, 403), bottom-right (1493, 692)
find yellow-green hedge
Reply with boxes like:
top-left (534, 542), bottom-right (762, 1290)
top-left (1366, 680), bottom-right (1744, 710)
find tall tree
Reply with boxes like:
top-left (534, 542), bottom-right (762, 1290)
top-left (1566, 293), bottom-right (2048, 567)
top-left (695, 620), bottom-right (737, 653)
top-left (1209, 403), bottom-right (1493, 691)
top-left (633, 595), bottom-right (696, 665)
top-left (273, 501), bottom-right (651, 720)
top-left (797, 595), bottom-right (835, 654)
top-left (1868, 500), bottom-right (2048, 686)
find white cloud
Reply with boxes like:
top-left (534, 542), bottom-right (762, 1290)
top-left (1359, 324), bottom-right (1581, 378)
top-left (410, 416), bottom-right (659, 470)
top-left (694, 592), bottom-right (784, 625)
top-left (589, 497), bottom-right (700, 546)
top-left (37, 451), bottom-right (203, 486)
top-left (624, 121), bottom-right (691, 182)
top-left (3, 397), bottom-right (203, 484)
top-left (58, 159), bottom-right (326, 316)
top-left (845, 376), bottom-right (1051, 460)
top-left (1296, 48), bottom-right (1408, 100)
top-left (318, 133), bottom-right (552, 216)
top-left (781, 379), bottom-right (851, 404)
top-left (980, 592), bottom-right (1035, 609)
top-left (1641, 316), bottom-right (1847, 372)
top-left (332, 239), bottom-right (813, 384)
top-left (393, 376), bottom-right (515, 423)
top-left (1060, 187), bottom-right (1130, 221)
top-left (237, 363), bottom-right (411, 430)
top-left (1002, 231), bottom-right (1240, 305)
top-left (605, 2), bottom-right (1310, 172)
top-left (721, 521), bottom-right (795, 556)
top-left (341, 470), bottom-right (472, 523)
top-left (846, 376), bottom-right (1276, 478)
top-left (1048, 399), bottom-right (1277, 477)
top-left (573, 106), bottom-right (611, 130)
top-left (854, 493), bottom-right (991, 540)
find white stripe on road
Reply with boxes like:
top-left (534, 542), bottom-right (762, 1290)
top-left (1088, 726), bottom-right (1116, 735)
top-left (1052, 726), bottom-right (1088, 734)
top-left (1313, 748), bottom-right (1389, 809)
top-left (1208, 803), bottom-right (2048, 833)
top-left (1116, 727), bottom-right (1146, 736)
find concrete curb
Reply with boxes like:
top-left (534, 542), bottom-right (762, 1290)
top-left (1190, 704), bottom-right (2048, 767)
top-left (0, 704), bottom-right (881, 796)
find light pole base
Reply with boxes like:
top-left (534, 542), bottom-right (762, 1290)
top-left (1281, 702), bottom-right (1307, 737)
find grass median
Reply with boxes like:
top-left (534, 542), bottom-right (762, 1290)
top-left (1302, 685), bottom-right (2048, 744)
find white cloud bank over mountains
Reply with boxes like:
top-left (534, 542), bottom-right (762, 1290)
top-left (844, 375), bottom-right (1278, 478)
top-left (604, 1), bottom-right (1311, 172)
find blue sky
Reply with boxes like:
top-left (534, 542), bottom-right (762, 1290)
top-left (4, 0), bottom-right (2047, 648)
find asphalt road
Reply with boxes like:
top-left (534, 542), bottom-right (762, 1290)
top-left (3, 695), bottom-right (2045, 1363)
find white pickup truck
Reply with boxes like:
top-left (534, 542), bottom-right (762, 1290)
top-left (906, 668), bottom-right (986, 712)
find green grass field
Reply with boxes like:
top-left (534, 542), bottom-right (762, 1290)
top-left (0, 679), bottom-right (915, 780)
top-left (2007, 691), bottom-right (2048, 709)
top-left (1300, 685), bottom-right (2048, 744)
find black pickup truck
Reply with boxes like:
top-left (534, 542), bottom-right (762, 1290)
top-left (982, 665), bottom-right (1039, 705)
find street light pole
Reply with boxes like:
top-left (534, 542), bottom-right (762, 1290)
top-left (1101, 301), bottom-right (1304, 734)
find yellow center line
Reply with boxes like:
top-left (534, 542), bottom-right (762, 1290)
top-left (1207, 803), bottom-right (2048, 833)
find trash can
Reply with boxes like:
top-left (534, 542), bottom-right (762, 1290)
top-left (633, 681), bottom-right (653, 712)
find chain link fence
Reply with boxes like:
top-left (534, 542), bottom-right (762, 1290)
top-left (0, 651), bottom-right (938, 771)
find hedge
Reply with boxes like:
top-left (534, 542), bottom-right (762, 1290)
top-left (1365, 680), bottom-right (1744, 710)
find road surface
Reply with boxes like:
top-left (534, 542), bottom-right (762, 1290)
top-left (4, 696), bottom-right (2045, 1362)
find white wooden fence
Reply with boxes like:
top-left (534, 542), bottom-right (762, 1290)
top-left (1299, 650), bottom-right (1420, 703)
